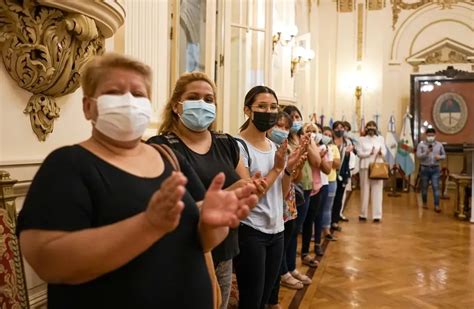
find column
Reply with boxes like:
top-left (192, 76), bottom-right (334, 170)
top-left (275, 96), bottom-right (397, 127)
top-left (124, 0), bottom-right (170, 129)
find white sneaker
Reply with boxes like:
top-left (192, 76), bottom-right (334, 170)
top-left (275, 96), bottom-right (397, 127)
top-left (290, 270), bottom-right (312, 285)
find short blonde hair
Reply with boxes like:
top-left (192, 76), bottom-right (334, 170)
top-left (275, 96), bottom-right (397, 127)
top-left (80, 53), bottom-right (153, 98)
top-left (303, 122), bottom-right (320, 133)
top-left (159, 72), bottom-right (217, 134)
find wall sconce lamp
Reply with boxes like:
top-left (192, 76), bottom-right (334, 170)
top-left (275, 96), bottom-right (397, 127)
top-left (272, 24), bottom-right (298, 51)
top-left (290, 46), bottom-right (315, 77)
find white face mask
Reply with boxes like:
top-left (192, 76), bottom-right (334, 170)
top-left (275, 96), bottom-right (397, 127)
top-left (312, 132), bottom-right (323, 144)
top-left (426, 136), bottom-right (435, 143)
top-left (92, 92), bottom-right (152, 142)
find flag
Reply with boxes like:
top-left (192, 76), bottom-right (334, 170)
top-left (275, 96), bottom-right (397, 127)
top-left (319, 114), bottom-right (325, 126)
top-left (329, 117), bottom-right (334, 128)
top-left (396, 110), bottom-right (415, 176)
top-left (385, 115), bottom-right (398, 168)
top-left (374, 113), bottom-right (381, 128)
top-left (352, 112), bottom-right (359, 133)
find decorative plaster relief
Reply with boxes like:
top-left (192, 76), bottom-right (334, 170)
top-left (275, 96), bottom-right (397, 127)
top-left (338, 0), bottom-right (354, 12)
top-left (406, 38), bottom-right (473, 71)
top-left (0, 0), bottom-right (124, 141)
top-left (391, 0), bottom-right (467, 29)
top-left (367, 0), bottom-right (385, 10)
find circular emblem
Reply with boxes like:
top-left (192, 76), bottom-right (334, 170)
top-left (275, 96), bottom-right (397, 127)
top-left (432, 92), bottom-right (468, 135)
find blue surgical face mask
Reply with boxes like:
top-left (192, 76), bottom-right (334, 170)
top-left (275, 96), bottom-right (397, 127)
top-left (321, 135), bottom-right (332, 145)
top-left (290, 121), bottom-right (303, 133)
top-left (269, 128), bottom-right (289, 145)
top-left (179, 99), bottom-right (216, 132)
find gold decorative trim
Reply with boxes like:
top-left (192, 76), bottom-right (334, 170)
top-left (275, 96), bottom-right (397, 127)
top-left (37, 0), bottom-right (126, 38)
top-left (0, 170), bottom-right (29, 309)
top-left (390, 5), bottom-right (472, 61)
top-left (0, 1), bottom-right (126, 141)
top-left (338, 0), bottom-right (354, 12)
top-left (406, 38), bottom-right (473, 70)
top-left (391, 0), bottom-right (465, 29)
top-left (357, 3), bottom-right (364, 61)
top-left (367, 0), bottom-right (385, 10)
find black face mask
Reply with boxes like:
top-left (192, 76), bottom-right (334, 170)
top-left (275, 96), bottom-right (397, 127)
top-left (334, 130), bottom-right (344, 138)
top-left (251, 111), bottom-right (278, 132)
top-left (366, 128), bottom-right (376, 136)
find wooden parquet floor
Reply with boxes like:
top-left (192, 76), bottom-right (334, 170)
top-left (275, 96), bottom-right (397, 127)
top-left (279, 189), bottom-right (474, 309)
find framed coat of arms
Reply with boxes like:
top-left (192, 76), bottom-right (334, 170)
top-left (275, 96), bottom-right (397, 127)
top-left (410, 67), bottom-right (474, 152)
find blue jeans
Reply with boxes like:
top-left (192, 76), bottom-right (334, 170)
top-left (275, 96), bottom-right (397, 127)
top-left (302, 185), bottom-right (328, 255)
top-left (296, 190), bottom-right (312, 232)
top-left (235, 224), bottom-right (284, 309)
top-left (323, 181), bottom-right (337, 228)
top-left (420, 166), bottom-right (441, 207)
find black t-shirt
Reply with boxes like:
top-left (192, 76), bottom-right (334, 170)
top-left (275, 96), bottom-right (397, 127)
top-left (17, 145), bottom-right (212, 309)
top-left (148, 132), bottom-right (241, 263)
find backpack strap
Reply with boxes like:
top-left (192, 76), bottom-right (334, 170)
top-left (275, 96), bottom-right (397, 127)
top-left (150, 143), bottom-right (181, 171)
top-left (234, 137), bottom-right (252, 168)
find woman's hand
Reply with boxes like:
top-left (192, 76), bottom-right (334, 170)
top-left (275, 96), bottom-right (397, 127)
top-left (345, 144), bottom-right (354, 153)
top-left (378, 148), bottom-right (382, 155)
top-left (274, 139), bottom-right (288, 172)
top-left (251, 171), bottom-right (268, 198)
top-left (370, 146), bottom-right (375, 155)
top-left (201, 173), bottom-right (257, 228)
top-left (320, 147), bottom-right (328, 159)
top-left (145, 172), bottom-right (187, 235)
top-left (287, 146), bottom-right (306, 172)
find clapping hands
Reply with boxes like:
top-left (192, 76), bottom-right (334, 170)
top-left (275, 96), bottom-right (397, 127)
top-left (200, 173), bottom-right (257, 228)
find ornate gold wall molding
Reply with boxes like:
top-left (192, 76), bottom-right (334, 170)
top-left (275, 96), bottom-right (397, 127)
top-left (0, 0), bottom-right (125, 141)
top-left (390, 0), bottom-right (470, 29)
top-left (406, 38), bottom-right (474, 71)
top-left (357, 3), bottom-right (364, 61)
top-left (0, 170), bottom-right (29, 309)
top-left (367, 0), bottom-right (385, 10)
top-left (338, 0), bottom-right (355, 12)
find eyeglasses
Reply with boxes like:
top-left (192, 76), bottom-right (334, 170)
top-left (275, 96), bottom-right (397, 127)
top-left (251, 103), bottom-right (279, 112)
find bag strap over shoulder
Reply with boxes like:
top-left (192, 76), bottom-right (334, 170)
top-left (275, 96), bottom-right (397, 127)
top-left (150, 143), bottom-right (181, 171)
top-left (372, 152), bottom-right (386, 164)
top-left (234, 137), bottom-right (252, 168)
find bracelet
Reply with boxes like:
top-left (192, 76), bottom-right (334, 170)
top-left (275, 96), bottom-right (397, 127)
top-left (284, 168), bottom-right (292, 176)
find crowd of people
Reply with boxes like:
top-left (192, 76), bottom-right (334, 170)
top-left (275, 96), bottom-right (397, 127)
top-left (17, 53), bottom-right (446, 309)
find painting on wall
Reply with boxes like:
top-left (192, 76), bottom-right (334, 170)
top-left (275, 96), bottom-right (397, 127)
top-left (410, 66), bottom-right (474, 152)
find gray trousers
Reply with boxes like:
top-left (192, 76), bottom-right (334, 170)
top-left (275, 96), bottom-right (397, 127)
top-left (215, 259), bottom-right (233, 309)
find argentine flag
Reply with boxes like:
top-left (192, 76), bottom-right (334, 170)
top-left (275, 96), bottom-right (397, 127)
top-left (385, 115), bottom-right (398, 168)
top-left (396, 111), bottom-right (415, 176)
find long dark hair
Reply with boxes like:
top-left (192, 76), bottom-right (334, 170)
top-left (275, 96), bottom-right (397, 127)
top-left (283, 105), bottom-right (302, 120)
top-left (240, 85), bottom-right (279, 131)
top-left (365, 120), bottom-right (378, 135)
top-left (283, 105), bottom-right (303, 145)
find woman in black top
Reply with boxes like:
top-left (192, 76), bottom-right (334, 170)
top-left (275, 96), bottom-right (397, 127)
top-left (17, 54), bottom-right (257, 309)
top-left (148, 71), bottom-right (266, 309)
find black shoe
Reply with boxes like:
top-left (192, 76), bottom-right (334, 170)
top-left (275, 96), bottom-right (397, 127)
top-left (373, 218), bottom-right (381, 223)
top-left (359, 216), bottom-right (367, 222)
top-left (330, 224), bottom-right (342, 232)
top-left (315, 245), bottom-right (324, 256)
top-left (434, 207), bottom-right (441, 213)
top-left (325, 234), bottom-right (338, 241)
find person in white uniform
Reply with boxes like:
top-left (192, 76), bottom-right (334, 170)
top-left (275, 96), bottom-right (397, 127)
top-left (356, 121), bottom-right (386, 222)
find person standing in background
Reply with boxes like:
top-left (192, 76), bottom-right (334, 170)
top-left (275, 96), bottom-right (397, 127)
top-left (416, 127), bottom-right (446, 213)
top-left (356, 121), bottom-right (386, 222)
